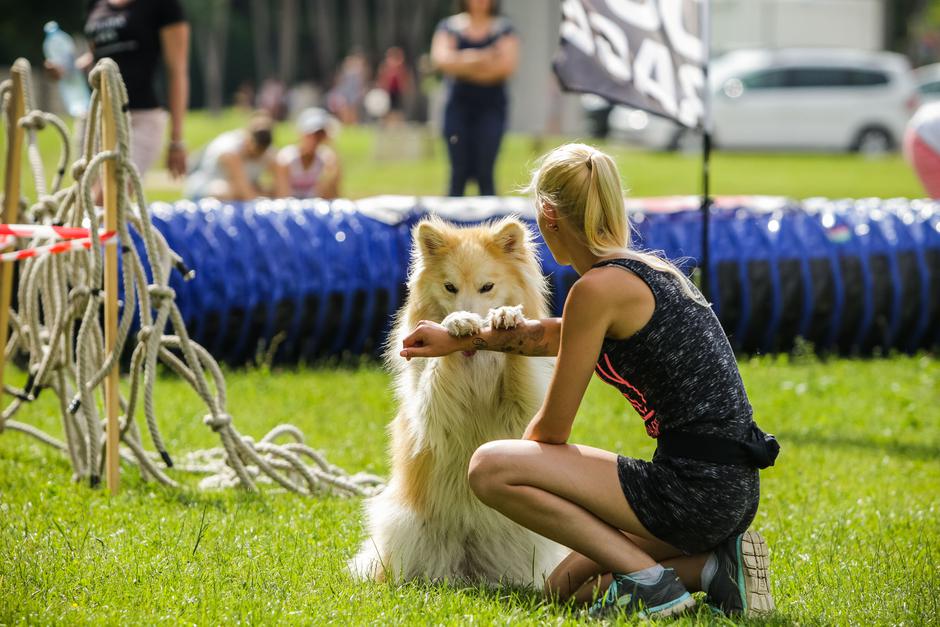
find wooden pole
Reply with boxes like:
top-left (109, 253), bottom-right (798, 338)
top-left (0, 60), bottom-right (28, 401)
top-left (100, 69), bottom-right (121, 495)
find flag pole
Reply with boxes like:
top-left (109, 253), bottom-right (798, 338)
top-left (699, 0), bottom-right (713, 303)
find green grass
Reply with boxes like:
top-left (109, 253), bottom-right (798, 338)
top-left (1, 355), bottom-right (937, 625)
top-left (0, 111), bottom-right (936, 624)
top-left (1, 109), bottom-right (926, 204)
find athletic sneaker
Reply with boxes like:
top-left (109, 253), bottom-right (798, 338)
top-left (588, 568), bottom-right (696, 619)
top-left (706, 529), bottom-right (775, 616)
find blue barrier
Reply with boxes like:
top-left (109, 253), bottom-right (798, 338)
top-left (137, 196), bottom-right (940, 364)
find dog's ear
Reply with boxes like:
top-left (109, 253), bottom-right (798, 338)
top-left (491, 219), bottom-right (527, 256)
top-left (415, 220), bottom-right (449, 258)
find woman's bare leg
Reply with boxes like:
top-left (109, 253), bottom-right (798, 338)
top-left (469, 440), bottom-right (710, 595)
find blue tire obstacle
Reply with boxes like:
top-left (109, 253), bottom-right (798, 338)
top-left (140, 195), bottom-right (940, 364)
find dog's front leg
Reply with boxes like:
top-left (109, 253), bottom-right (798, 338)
top-left (486, 304), bottom-right (526, 330)
top-left (442, 311), bottom-right (486, 337)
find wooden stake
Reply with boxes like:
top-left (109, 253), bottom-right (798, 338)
top-left (0, 60), bottom-right (28, 402)
top-left (100, 69), bottom-right (121, 495)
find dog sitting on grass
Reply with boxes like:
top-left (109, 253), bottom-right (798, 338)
top-left (350, 217), bottom-right (564, 587)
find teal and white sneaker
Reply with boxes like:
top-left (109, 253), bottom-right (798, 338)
top-left (588, 568), bottom-right (696, 620)
top-left (706, 530), bottom-right (775, 617)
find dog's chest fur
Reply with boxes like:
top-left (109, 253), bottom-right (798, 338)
top-left (412, 354), bottom-right (543, 502)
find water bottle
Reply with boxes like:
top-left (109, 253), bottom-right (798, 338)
top-left (43, 21), bottom-right (90, 117)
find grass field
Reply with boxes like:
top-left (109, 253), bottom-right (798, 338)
top-left (1, 108), bottom-right (928, 202)
top-left (0, 355), bottom-right (938, 625)
top-left (0, 112), bottom-right (938, 624)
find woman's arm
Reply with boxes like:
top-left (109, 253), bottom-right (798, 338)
top-left (160, 22), bottom-right (190, 178)
top-left (466, 34), bottom-right (519, 84)
top-left (218, 152), bottom-right (257, 201)
top-left (522, 278), bottom-right (612, 444)
top-left (319, 150), bottom-right (341, 199)
top-left (273, 159), bottom-right (291, 198)
top-left (431, 28), bottom-right (506, 83)
top-left (400, 317), bottom-right (561, 359)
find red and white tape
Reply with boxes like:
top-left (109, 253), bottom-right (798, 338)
top-left (0, 224), bottom-right (99, 240)
top-left (0, 232), bottom-right (117, 263)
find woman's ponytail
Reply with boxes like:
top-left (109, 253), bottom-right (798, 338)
top-left (582, 151), bottom-right (629, 256)
top-left (530, 143), bottom-right (708, 306)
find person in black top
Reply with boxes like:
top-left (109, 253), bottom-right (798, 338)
top-left (398, 144), bottom-right (778, 619)
top-left (49, 0), bottom-right (190, 178)
top-left (431, 0), bottom-right (518, 196)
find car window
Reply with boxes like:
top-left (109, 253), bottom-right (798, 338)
top-left (850, 69), bottom-right (889, 86)
top-left (740, 69), bottom-right (789, 89)
top-left (920, 80), bottom-right (940, 94)
top-left (787, 67), bottom-right (855, 88)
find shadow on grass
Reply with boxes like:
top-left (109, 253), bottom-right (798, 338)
top-left (776, 429), bottom-right (940, 461)
top-left (384, 577), bottom-right (805, 625)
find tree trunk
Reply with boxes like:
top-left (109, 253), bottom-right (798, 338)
top-left (405, 0), bottom-right (431, 64)
top-left (278, 0), bottom-right (300, 84)
top-left (198, 0), bottom-right (231, 114)
top-left (307, 0), bottom-right (338, 84)
top-left (376, 0), bottom-right (399, 56)
top-left (251, 0), bottom-right (273, 82)
top-left (348, 0), bottom-right (369, 55)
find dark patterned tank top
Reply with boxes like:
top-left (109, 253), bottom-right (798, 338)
top-left (592, 258), bottom-right (754, 441)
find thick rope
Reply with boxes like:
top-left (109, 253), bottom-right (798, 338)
top-left (0, 59), bottom-right (383, 497)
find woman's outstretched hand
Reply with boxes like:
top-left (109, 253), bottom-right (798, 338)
top-left (400, 320), bottom-right (464, 360)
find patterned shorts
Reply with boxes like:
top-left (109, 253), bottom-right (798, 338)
top-left (617, 452), bottom-right (760, 555)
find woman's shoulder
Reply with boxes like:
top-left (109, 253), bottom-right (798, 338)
top-left (276, 144), bottom-right (299, 165)
top-left (436, 13), bottom-right (468, 35)
top-left (580, 262), bottom-right (653, 302)
top-left (210, 129), bottom-right (244, 153)
top-left (436, 13), bottom-right (514, 38)
top-left (491, 15), bottom-right (515, 37)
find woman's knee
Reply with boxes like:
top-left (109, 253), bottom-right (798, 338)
top-left (467, 440), bottom-right (515, 502)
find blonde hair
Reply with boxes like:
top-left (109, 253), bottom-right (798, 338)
top-left (528, 143), bottom-right (707, 305)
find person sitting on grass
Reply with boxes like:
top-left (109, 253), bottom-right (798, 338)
top-left (185, 112), bottom-right (276, 201)
top-left (274, 107), bottom-right (342, 200)
top-left (398, 143), bottom-right (778, 619)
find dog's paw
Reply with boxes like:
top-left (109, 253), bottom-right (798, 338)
top-left (442, 311), bottom-right (485, 337)
top-left (487, 305), bottom-right (525, 330)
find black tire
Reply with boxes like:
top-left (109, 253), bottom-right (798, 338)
top-left (851, 127), bottom-right (894, 155)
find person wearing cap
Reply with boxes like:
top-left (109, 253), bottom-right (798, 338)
top-left (185, 112), bottom-right (277, 201)
top-left (274, 108), bottom-right (342, 199)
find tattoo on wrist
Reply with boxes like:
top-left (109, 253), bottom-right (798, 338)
top-left (471, 323), bottom-right (549, 356)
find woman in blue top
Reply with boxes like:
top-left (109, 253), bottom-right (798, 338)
top-left (431, 0), bottom-right (518, 197)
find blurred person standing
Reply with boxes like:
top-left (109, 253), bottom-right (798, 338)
top-left (431, 0), bottom-right (518, 196)
top-left (328, 51), bottom-right (370, 125)
top-left (47, 0), bottom-right (190, 179)
top-left (274, 108), bottom-right (342, 199)
top-left (905, 101), bottom-right (940, 198)
top-left (376, 46), bottom-right (412, 126)
top-left (185, 113), bottom-right (276, 201)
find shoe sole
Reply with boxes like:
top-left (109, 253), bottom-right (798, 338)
top-left (641, 593), bottom-right (698, 619)
top-left (740, 530), bottom-right (775, 617)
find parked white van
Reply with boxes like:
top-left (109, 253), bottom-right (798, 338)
top-left (609, 48), bottom-right (920, 153)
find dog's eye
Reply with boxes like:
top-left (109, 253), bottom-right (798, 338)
top-left (444, 282), bottom-right (458, 294)
top-left (479, 283), bottom-right (494, 293)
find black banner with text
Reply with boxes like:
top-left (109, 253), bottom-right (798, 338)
top-left (554, 0), bottom-right (706, 129)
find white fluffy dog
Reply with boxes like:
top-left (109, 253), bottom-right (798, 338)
top-left (350, 217), bottom-right (564, 587)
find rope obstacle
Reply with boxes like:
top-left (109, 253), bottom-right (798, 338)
top-left (0, 58), bottom-right (383, 497)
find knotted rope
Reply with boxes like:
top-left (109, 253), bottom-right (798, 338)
top-left (0, 59), bottom-right (383, 497)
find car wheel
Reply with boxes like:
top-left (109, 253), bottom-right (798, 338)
top-left (853, 127), bottom-right (894, 156)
